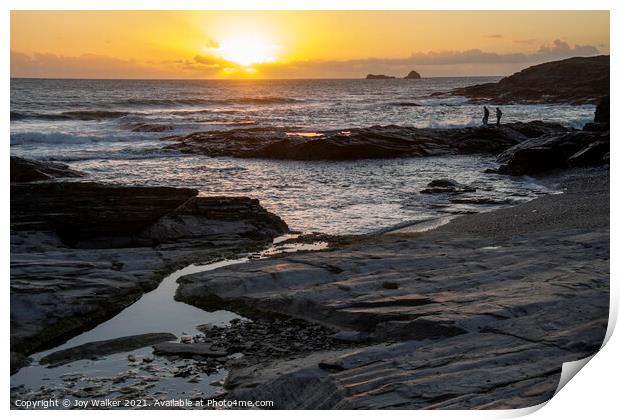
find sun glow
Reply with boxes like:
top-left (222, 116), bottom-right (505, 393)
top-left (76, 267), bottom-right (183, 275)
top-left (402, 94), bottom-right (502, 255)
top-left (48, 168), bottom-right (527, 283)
top-left (215, 36), bottom-right (279, 66)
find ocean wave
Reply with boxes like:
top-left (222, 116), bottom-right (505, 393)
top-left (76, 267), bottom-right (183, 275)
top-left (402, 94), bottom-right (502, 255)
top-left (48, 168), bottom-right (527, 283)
top-left (413, 96), bottom-right (470, 106)
top-left (11, 110), bottom-right (132, 121)
top-left (10, 131), bottom-right (135, 146)
top-left (115, 96), bottom-right (303, 107)
top-left (17, 147), bottom-right (181, 163)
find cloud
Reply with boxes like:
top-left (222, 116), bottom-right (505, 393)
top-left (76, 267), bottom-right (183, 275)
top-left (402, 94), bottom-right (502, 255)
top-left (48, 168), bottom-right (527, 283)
top-left (10, 50), bottom-right (227, 78)
top-left (536, 39), bottom-right (599, 57)
top-left (10, 51), bottom-right (173, 79)
top-left (253, 40), bottom-right (601, 77)
top-left (11, 40), bottom-right (602, 79)
top-left (487, 34), bottom-right (503, 38)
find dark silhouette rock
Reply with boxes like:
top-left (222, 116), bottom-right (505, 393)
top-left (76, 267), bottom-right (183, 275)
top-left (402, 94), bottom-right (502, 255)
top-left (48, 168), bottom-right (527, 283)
top-left (594, 95), bottom-right (610, 125)
top-left (11, 156), bottom-right (84, 182)
top-left (453, 55), bottom-right (609, 104)
top-left (404, 70), bottom-right (421, 79)
top-left (420, 179), bottom-right (476, 194)
top-left (584, 95), bottom-right (610, 131)
top-left (11, 182), bottom-right (287, 248)
top-left (495, 131), bottom-right (609, 175)
top-left (365, 74), bottom-right (396, 79)
top-left (164, 121), bottom-right (569, 161)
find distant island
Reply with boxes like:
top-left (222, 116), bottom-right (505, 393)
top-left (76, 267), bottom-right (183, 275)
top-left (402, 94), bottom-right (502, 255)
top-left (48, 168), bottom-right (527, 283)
top-left (365, 74), bottom-right (396, 79)
top-left (404, 70), bottom-right (421, 79)
top-left (365, 70), bottom-right (422, 79)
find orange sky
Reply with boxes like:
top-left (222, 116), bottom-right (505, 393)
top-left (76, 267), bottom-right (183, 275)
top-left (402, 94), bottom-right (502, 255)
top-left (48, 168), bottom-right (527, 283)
top-left (10, 10), bottom-right (610, 79)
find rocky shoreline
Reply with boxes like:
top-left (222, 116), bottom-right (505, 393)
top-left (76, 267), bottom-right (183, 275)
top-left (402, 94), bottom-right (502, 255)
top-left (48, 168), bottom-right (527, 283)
top-left (163, 97), bottom-right (608, 170)
top-left (10, 89), bottom-right (610, 408)
top-left (164, 121), bottom-right (570, 160)
top-left (451, 55), bottom-right (609, 104)
top-left (10, 162), bottom-right (610, 408)
top-left (10, 158), bottom-right (289, 373)
top-left (176, 166), bottom-right (609, 409)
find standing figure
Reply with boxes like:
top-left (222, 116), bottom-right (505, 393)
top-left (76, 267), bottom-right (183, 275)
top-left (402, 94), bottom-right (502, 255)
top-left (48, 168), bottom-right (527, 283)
top-left (482, 106), bottom-right (489, 125)
top-left (496, 107), bottom-right (503, 127)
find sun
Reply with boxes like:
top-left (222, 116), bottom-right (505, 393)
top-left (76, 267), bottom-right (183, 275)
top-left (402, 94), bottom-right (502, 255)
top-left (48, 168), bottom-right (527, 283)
top-left (215, 36), bottom-right (279, 66)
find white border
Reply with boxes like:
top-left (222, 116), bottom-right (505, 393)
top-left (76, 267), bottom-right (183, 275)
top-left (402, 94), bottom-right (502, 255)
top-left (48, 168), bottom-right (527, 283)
top-left (3, 2), bottom-right (617, 419)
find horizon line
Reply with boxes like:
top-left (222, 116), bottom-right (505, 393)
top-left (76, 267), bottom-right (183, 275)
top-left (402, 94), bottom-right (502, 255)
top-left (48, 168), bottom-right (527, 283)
top-left (10, 75), bottom-right (505, 82)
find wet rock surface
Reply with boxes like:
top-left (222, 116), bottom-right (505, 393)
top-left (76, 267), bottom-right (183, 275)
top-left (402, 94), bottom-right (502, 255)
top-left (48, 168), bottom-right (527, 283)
top-left (153, 343), bottom-right (228, 358)
top-left (420, 179), bottom-right (476, 194)
top-left (40, 333), bottom-right (177, 366)
top-left (10, 160), bottom-right (289, 373)
top-left (11, 156), bottom-right (84, 182)
top-left (177, 169), bottom-right (609, 409)
top-left (452, 55), bottom-right (609, 104)
top-left (495, 130), bottom-right (609, 175)
top-left (10, 316), bottom-right (350, 408)
top-left (164, 121), bottom-right (568, 161)
top-left (194, 318), bottom-right (351, 367)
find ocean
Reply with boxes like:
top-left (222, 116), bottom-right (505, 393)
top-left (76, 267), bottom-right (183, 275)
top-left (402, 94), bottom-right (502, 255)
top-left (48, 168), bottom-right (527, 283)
top-left (10, 78), bottom-right (595, 234)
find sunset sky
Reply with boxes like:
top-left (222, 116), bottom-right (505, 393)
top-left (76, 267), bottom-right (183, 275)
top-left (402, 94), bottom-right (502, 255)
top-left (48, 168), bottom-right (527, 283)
top-left (10, 10), bottom-right (609, 79)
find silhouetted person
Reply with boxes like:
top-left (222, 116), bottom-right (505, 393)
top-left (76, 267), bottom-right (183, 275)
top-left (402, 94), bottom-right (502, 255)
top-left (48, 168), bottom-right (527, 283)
top-left (496, 107), bottom-right (503, 127)
top-left (482, 106), bottom-right (489, 125)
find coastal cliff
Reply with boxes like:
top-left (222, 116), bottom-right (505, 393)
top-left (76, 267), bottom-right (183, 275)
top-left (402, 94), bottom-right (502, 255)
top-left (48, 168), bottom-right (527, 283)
top-left (452, 55), bottom-right (609, 104)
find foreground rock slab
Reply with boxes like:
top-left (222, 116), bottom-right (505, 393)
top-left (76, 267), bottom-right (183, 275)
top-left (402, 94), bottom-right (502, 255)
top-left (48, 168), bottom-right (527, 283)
top-left (10, 163), bottom-right (289, 373)
top-left (40, 333), bottom-right (177, 366)
top-left (178, 169), bottom-right (609, 409)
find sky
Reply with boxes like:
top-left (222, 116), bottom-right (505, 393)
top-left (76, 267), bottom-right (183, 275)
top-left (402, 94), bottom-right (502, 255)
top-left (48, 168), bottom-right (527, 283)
top-left (10, 10), bottom-right (610, 79)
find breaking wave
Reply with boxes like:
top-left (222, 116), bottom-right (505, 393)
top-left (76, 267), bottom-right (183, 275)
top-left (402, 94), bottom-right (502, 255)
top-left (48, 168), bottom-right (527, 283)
top-left (11, 110), bottom-right (132, 121)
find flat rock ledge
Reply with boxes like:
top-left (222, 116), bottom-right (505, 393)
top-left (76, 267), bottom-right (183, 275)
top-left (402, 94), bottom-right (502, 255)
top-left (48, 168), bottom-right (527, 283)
top-left (177, 170), bottom-right (609, 409)
top-left (40, 333), bottom-right (177, 366)
top-left (163, 121), bottom-right (568, 161)
top-left (10, 160), bottom-right (289, 373)
top-left (11, 156), bottom-right (85, 182)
